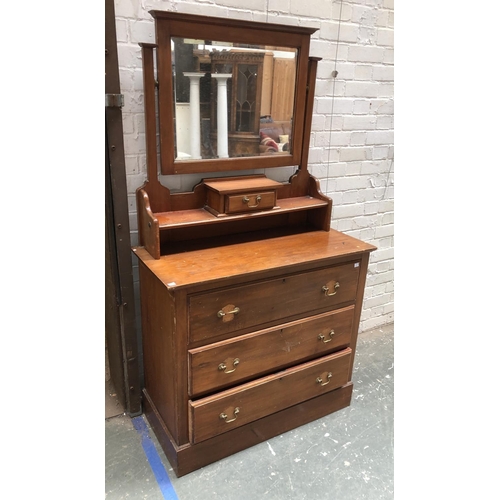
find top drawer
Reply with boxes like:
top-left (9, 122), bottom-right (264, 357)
top-left (189, 261), bottom-right (361, 343)
top-left (203, 175), bottom-right (282, 217)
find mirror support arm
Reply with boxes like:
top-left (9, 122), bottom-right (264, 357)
top-left (299, 56), bottom-right (321, 171)
top-left (139, 42), bottom-right (171, 213)
top-left (289, 56), bottom-right (322, 199)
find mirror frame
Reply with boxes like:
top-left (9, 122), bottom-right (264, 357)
top-left (151, 10), bottom-right (317, 175)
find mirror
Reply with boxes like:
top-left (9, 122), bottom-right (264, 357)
top-left (172, 38), bottom-right (297, 162)
top-left (152, 11), bottom-right (315, 175)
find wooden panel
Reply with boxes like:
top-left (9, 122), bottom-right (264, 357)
top-left (138, 264), bottom-right (180, 441)
top-left (203, 175), bottom-right (283, 193)
top-left (348, 251), bottom-right (372, 380)
top-left (271, 58), bottom-right (296, 121)
top-left (189, 306), bottom-right (355, 396)
top-left (136, 189), bottom-right (160, 258)
top-left (188, 261), bottom-right (360, 343)
top-left (189, 348), bottom-right (352, 443)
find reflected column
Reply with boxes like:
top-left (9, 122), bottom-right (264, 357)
top-left (212, 73), bottom-right (232, 158)
top-left (183, 72), bottom-right (204, 159)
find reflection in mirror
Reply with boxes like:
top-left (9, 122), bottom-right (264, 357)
top-left (172, 37), bottom-right (297, 162)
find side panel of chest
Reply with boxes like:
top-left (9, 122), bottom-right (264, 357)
top-left (138, 263), bottom-right (187, 444)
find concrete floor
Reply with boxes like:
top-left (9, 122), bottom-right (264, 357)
top-left (105, 323), bottom-right (394, 499)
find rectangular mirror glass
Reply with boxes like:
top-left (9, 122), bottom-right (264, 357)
top-left (172, 38), bottom-right (297, 162)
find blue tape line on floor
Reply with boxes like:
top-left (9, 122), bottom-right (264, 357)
top-left (132, 416), bottom-right (179, 500)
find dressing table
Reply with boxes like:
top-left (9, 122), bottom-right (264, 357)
top-left (132, 10), bottom-right (376, 477)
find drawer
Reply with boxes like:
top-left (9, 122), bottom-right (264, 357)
top-left (188, 348), bottom-right (352, 443)
top-left (225, 191), bottom-right (277, 214)
top-left (188, 306), bottom-right (354, 397)
top-left (203, 175), bottom-right (282, 216)
top-left (189, 261), bottom-right (361, 343)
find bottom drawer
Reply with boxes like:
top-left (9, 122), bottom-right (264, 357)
top-left (188, 348), bottom-right (352, 444)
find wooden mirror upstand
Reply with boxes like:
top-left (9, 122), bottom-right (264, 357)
top-left (133, 11), bottom-right (376, 477)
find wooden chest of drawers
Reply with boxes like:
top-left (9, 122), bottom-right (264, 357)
top-left (133, 229), bottom-right (375, 476)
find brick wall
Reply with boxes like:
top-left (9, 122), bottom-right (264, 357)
top-left (115, 0), bottom-right (394, 332)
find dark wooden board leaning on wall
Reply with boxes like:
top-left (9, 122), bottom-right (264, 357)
top-left (105, 0), bottom-right (141, 416)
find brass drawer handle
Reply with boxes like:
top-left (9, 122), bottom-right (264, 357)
top-left (318, 330), bottom-right (335, 343)
top-left (217, 306), bottom-right (240, 318)
top-left (242, 195), bottom-right (262, 208)
top-left (220, 407), bottom-right (240, 423)
top-left (218, 358), bottom-right (240, 374)
top-left (316, 373), bottom-right (333, 386)
top-left (322, 282), bottom-right (340, 296)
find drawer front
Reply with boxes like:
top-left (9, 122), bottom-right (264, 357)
top-left (189, 261), bottom-right (360, 343)
top-left (189, 306), bottom-right (354, 397)
top-left (225, 191), bottom-right (276, 214)
top-left (189, 348), bottom-right (352, 443)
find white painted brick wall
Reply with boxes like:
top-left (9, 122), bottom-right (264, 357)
top-left (115, 0), bottom-right (394, 333)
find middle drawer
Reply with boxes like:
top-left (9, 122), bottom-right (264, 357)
top-left (188, 306), bottom-right (354, 397)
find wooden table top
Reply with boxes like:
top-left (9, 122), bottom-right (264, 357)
top-left (132, 229), bottom-right (376, 290)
